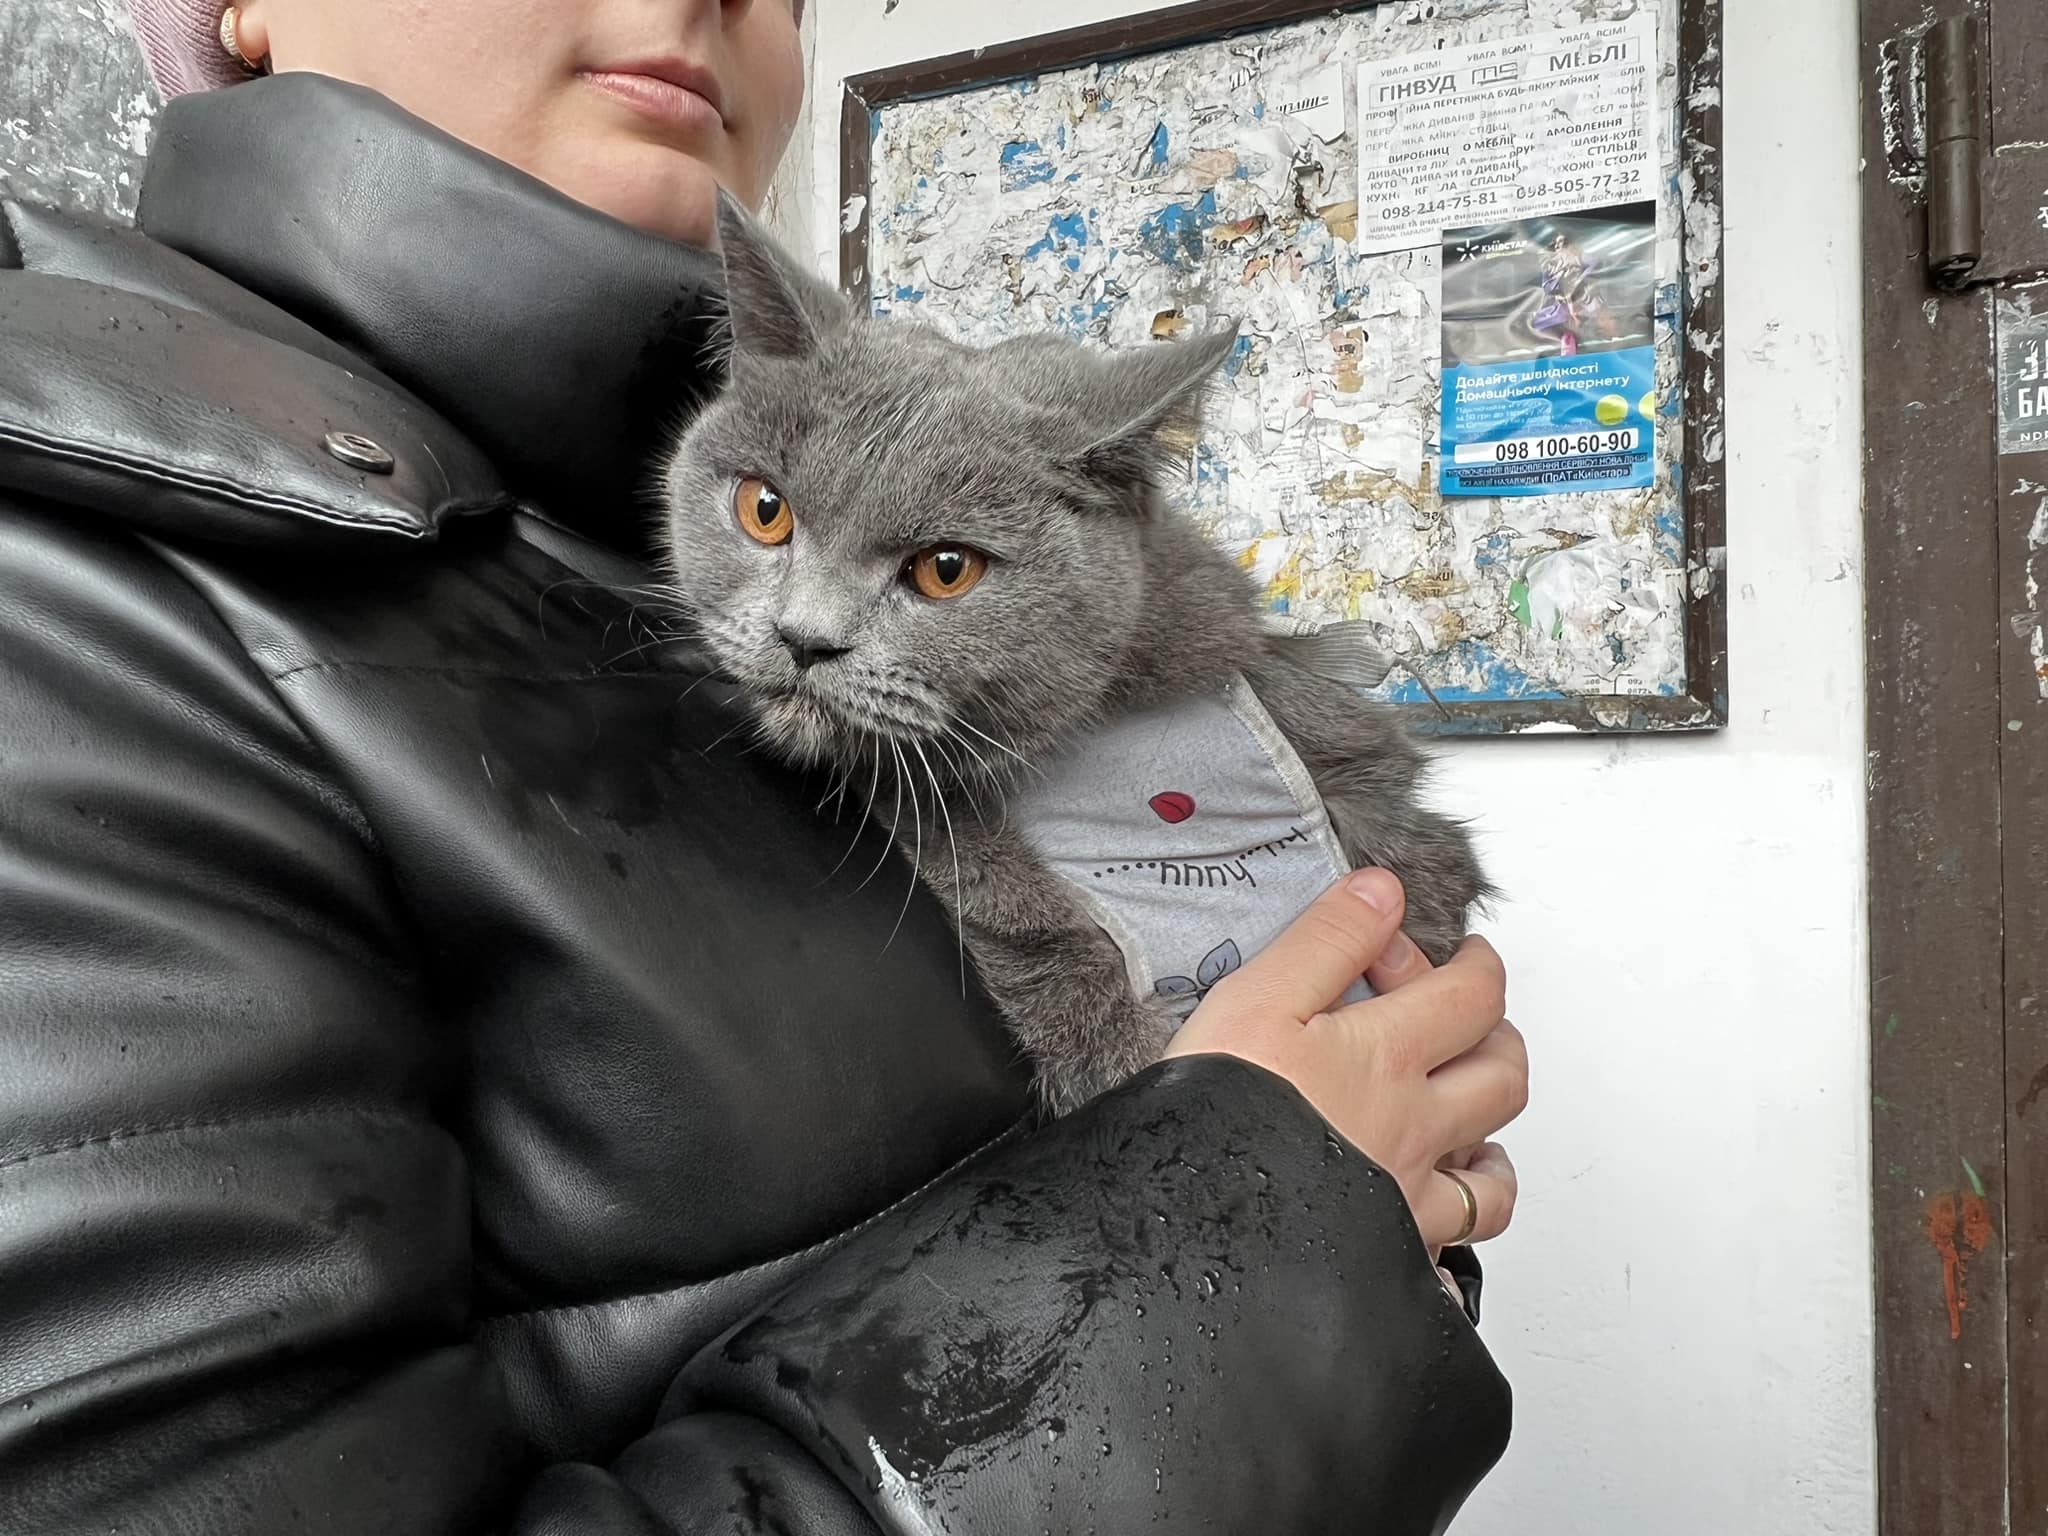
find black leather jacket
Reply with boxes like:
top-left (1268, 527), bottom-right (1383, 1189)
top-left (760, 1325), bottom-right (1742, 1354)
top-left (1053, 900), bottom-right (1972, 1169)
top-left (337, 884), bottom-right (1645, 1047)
top-left (0, 76), bottom-right (1508, 1535)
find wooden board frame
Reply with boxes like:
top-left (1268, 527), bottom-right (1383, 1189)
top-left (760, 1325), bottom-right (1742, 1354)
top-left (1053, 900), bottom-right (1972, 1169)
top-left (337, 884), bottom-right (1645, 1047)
top-left (836, 0), bottom-right (1727, 737)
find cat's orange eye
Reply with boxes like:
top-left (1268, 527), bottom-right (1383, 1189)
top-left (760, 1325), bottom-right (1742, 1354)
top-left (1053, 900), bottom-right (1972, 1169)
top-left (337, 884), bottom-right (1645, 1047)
top-left (909, 545), bottom-right (988, 601)
top-left (735, 476), bottom-right (793, 546)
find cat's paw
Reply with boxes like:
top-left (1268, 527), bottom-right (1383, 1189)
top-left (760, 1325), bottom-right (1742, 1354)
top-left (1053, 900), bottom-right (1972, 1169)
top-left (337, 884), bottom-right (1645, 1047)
top-left (1403, 869), bottom-right (1484, 965)
top-left (1403, 910), bottom-right (1467, 969)
top-left (1033, 994), bottom-right (1178, 1116)
top-left (1394, 818), bottom-right (1493, 966)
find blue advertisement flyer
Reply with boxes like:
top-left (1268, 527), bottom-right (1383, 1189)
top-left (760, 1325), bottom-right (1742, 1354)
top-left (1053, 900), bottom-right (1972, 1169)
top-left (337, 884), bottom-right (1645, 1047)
top-left (1439, 200), bottom-right (1658, 497)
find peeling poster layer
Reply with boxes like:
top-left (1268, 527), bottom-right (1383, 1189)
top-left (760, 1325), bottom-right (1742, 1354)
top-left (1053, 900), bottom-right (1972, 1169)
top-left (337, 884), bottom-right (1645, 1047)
top-left (0, 0), bottom-right (157, 219)
top-left (866, 0), bottom-right (1699, 707)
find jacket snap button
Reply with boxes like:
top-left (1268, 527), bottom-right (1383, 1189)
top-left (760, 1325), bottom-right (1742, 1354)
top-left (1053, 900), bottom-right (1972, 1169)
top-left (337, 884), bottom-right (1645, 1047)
top-left (323, 430), bottom-right (395, 475)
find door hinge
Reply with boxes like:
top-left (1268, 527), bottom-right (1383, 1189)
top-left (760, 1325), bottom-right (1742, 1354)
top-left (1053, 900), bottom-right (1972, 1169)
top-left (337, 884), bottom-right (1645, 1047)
top-left (1926, 12), bottom-right (1984, 290)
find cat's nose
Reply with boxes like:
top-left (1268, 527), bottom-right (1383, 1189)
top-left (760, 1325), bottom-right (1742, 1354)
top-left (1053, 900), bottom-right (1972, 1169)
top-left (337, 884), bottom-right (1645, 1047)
top-left (778, 626), bottom-right (851, 670)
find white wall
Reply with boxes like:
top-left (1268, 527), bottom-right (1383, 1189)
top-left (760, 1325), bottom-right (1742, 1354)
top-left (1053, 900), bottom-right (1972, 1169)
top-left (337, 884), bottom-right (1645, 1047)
top-left (762, 3), bottom-right (819, 257)
top-left (808, 3), bottom-right (1873, 1531)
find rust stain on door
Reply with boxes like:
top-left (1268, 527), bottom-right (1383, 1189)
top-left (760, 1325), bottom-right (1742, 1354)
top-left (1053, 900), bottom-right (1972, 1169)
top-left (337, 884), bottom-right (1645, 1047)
top-left (1924, 1188), bottom-right (1994, 1340)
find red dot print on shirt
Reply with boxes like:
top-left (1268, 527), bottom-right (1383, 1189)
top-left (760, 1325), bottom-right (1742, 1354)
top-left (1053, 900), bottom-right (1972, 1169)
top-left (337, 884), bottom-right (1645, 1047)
top-left (1149, 791), bottom-right (1196, 824)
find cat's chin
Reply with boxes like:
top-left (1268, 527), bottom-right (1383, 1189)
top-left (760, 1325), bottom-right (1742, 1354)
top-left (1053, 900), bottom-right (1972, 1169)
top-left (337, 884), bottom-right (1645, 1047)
top-left (749, 692), bottom-right (997, 792)
top-left (748, 692), bottom-right (865, 771)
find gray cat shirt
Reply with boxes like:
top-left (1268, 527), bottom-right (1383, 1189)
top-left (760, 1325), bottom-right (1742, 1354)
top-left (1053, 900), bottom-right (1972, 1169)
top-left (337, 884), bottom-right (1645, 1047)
top-left (1010, 674), bottom-right (1375, 1026)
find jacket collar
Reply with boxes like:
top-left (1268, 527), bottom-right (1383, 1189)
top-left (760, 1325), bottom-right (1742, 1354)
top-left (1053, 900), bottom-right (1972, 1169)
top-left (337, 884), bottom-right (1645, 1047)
top-left (136, 74), bottom-right (726, 554)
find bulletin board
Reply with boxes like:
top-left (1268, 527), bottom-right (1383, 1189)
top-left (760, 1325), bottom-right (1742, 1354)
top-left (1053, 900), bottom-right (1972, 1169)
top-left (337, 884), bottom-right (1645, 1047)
top-left (839, 0), bottom-right (1726, 734)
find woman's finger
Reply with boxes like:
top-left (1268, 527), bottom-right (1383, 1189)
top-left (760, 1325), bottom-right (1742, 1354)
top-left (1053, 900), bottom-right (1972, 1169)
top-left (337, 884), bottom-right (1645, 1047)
top-left (1459, 1140), bottom-right (1516, 1188)
top-left (1437, 1142), bottom-right (1479, 1172)
top-left (1446, 1143), bottom-right (1518, 1246)
top-left (1326, 935), bottom-right (1508, 1072)
top-left (1363, 925), bottom-right (1434, 993)
top-left (1201, 867), bottom-right (1407, 1026)
top-left (1413, 1151), bottom-right (1517, 1249)
top-left (1422, 1020), bottom-right (1529, 1149)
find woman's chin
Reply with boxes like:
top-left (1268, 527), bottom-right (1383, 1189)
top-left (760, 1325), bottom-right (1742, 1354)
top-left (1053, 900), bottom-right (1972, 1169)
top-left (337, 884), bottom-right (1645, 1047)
top-left (545, 137), bottom-right (731, 247)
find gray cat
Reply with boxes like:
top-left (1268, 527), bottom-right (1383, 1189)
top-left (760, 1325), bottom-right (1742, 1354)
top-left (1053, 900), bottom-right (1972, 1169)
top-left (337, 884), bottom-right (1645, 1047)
top-left (660, 194), bottom-right (1489, 1114)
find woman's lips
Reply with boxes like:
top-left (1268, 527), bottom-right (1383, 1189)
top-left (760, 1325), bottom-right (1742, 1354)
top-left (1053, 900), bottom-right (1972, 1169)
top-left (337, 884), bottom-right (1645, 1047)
top-left (581, 66), bottom-right (725, 137)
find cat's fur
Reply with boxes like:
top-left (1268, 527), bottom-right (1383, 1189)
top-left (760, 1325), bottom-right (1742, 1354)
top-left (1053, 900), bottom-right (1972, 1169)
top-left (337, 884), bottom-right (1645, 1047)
top-left (660, 193), bottom-right (1490, 1113)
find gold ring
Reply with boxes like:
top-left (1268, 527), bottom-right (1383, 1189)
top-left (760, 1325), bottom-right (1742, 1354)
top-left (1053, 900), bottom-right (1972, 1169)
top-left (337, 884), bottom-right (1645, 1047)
top-left (1444, 1169), bottom-right (1479, 1247)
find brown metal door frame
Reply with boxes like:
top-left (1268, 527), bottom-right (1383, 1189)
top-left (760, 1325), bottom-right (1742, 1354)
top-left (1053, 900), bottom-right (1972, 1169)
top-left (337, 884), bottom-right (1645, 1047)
top-left (1862, 1), bottom-right (2048, 1531)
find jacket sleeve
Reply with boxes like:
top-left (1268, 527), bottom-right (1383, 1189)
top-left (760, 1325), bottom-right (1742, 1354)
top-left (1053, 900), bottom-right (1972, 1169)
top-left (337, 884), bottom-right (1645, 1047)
top-left (0, 506), bottom-right (1508, 1535)
top-left (513, 1055), bottom-right (1510, 1536)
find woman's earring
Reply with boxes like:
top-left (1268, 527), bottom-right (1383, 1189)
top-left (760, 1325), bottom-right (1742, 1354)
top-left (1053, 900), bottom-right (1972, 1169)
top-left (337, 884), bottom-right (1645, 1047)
top-left (219, 6), bottom-right (265, 74)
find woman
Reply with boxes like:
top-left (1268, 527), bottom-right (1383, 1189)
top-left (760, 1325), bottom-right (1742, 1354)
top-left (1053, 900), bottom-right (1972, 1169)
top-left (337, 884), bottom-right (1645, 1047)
top-left (0, 1), bottom-right (1526, 1530)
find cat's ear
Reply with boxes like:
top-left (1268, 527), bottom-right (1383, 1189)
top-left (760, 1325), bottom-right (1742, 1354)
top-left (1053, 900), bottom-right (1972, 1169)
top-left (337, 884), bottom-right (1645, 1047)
top-left (1073, 325), bottom-right (1240, 487)
top-left (714, 187), bottom-right (849, 361)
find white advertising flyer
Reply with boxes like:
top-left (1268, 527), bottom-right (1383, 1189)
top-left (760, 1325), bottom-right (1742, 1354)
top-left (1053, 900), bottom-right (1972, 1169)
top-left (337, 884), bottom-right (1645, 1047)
top-left (1353, 16), bottom-right (1661, 256)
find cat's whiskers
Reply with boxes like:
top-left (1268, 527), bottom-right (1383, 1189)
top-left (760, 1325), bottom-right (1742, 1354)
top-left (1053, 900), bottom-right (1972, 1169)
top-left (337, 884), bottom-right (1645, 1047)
top-left (595, 621), bottom-right (696, 670)
top-left (850, 740), bottom-right (905, 896)
top-left (930, 728), bottom-right (984, 795)
top-left (992, 719), bottom-right (1041, 774)
top-left (535, 576), bottom-right (682, 647)
top-left (936, 723), bottom-right (1005, 808)
top-left (920, 729), bottom-right (955, 784)
top-left (912, 738), bottom-right (966, 996)
top-left (851, 674), bottom-right (950, 737)
top-left (953, 716), bottom-right (1041, 781)
top-left (697, 714), bottom-right (755, 758)
top-left (882, 741), bottom-right (923, 954)
top-left (667, 669), bottom-right (717, 714)
top-left (816, 757), bottom-right (855, 819)
top-left (820, 733), bottom-right (885, 886)
top-left (943, 732), bottom-right (1009, 833)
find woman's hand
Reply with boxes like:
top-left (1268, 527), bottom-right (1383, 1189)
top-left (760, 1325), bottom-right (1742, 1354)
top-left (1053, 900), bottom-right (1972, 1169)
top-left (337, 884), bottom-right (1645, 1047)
top-left (1164, 867), bottom-right (1525, 1254)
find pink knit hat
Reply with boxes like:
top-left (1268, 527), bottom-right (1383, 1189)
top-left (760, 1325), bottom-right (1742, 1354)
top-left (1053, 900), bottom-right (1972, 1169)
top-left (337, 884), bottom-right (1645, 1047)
top-left (126, 0), bottom-right (252, 99)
